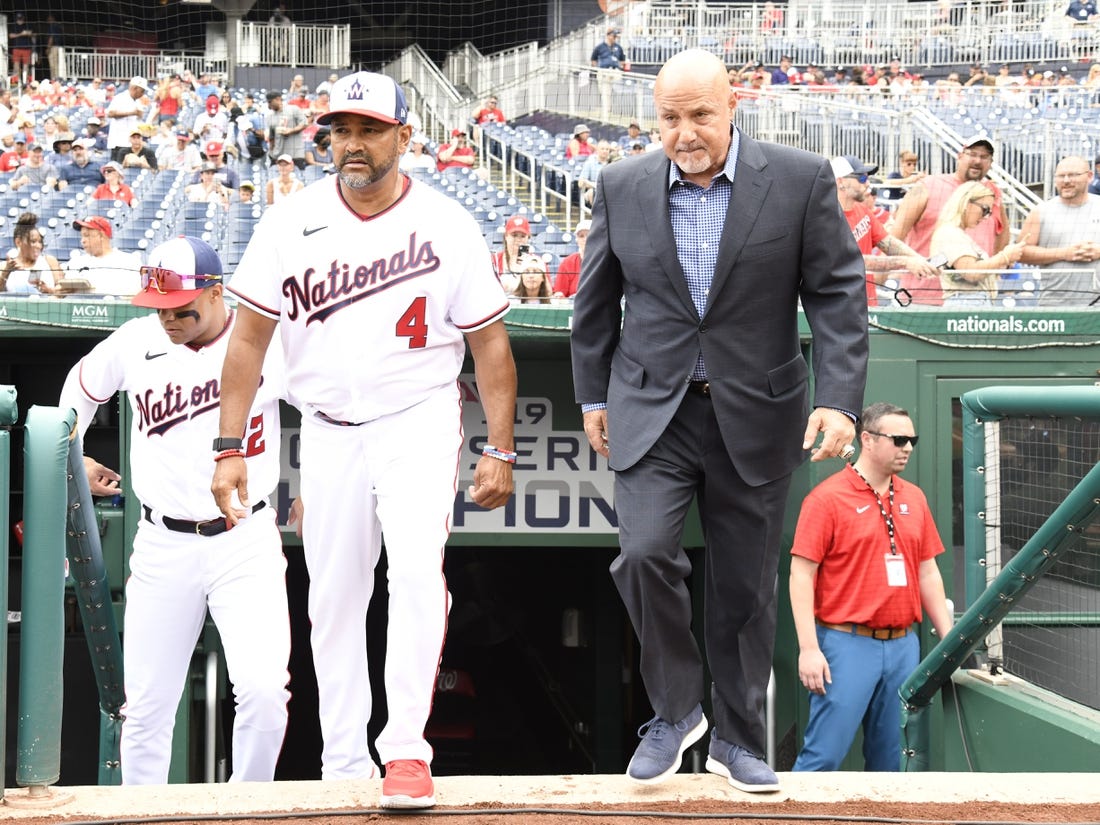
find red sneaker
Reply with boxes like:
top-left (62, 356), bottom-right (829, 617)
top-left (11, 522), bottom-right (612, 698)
top-left (379, 759), bottom-right (436, 809)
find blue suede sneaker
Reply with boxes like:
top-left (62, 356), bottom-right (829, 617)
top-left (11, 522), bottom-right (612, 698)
top-left (625, 703), bottom-right (707, 784)
top-left (705, 730), bottom-right (780, 793)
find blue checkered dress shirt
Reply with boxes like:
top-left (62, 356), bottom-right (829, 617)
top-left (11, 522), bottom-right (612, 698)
top-left (668, 129), bottom-right (740, 380)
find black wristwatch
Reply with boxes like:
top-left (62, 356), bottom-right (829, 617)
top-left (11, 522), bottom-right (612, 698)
top-left (212, 437), bottom-right (244, 451)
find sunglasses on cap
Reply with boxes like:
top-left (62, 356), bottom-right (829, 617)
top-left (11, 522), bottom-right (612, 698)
top-left (139, 266), bottom-right (222, 293)
top-left (866, 430), bottom-right (919, 447)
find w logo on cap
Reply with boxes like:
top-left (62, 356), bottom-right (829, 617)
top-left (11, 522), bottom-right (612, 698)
top-left (346, 78), bottom-right (365, 102)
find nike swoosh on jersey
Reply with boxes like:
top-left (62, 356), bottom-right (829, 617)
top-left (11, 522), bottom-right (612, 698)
top-left (145, 351), bottom-right (167, 360)
top-left (302, 225), bottom-right (328, 236)
top-left (856, 504), bottom-right (872, 514)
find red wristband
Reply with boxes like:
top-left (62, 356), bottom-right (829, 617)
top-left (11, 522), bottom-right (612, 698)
top-left (214, 449), bottom-right (245, 462)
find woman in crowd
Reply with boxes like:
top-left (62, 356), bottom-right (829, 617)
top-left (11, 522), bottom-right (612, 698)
top-left (266, 154), bottom-right (305, 204)
top-left (491, 214), bottom-right (535, 294)
top-left (509, 256), bottom-right (553, 304)
top-left (92, 161), bottom-right (136, 206)
top-left (0, 213), bottom-right (63, 295)
top-left (306, 129), bottom-right (334, 170)
top-left (931, 181), bottom-right (1027, 307)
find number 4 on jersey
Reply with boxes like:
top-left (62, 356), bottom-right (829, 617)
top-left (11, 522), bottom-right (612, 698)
top-left (396, 296), bottom-right (428, 349)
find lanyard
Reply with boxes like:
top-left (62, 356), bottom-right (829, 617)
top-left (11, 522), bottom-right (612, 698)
top-left (851, 465), bottom-right (898, 555)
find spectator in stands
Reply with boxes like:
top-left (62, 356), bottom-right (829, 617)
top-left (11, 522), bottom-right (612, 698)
top-left (40, 115), bottom-right (62, 148)
top-left (155, 75), bottom-right (183, 125)
top-left (307, 90), bottom-right (330, 138)
top-left (789, 401), bottom-right (951, 773)
top-left (591, 27), bottom-right (630, 71)
top-left (316, 73), bottom-right (339, 96)
top-left (270, 2), bottom-right (291, 24)
top-left (887, 136), bottom-right (1009, 305)
top-left (10, 144), bottom-right (58, 191)
top-left (617, 120), bottom-right (648, 152)
top-left (58, 139), bottom-right (104, 191)
top-left (92, 161), bottom-right (135, 206)
top-left (831, 156), bottom-right (939, 305)
top-left (288, 87), bottom-right (311, 112)
top-left (45, 15), bottom-right (63, 83)
top-left (565, 124), bottom-right (593, 160)
top-left (106, 77), bottom-right (151, 163)
top-left (930, 181), bottom-right (1026, 308)
top-left (186, 161), bottom-right (231, 208)
top-left (1018, 155), bottom-right (1100, 306)
top-left (237, 180), bottom-right (257, 203)
top-left (0, 89), bottom-right (15, 129)
top-left (306, 128), bottom-right (335, 171)
top-left (760, 1), bottom-right (784, 32)
top-left (66, 216), bottom-right (142, 295)
top-left (48, 133), bottom-right (76, 169)
top-left (1090, 154), bottom-right (1100, 196)
top-left (645, 127), bottom-right (662, 153)
top-left (399, 133), bottom-right (434, 173)
top-left (770, 55), bottom-right (794, 86)
top-left (1065, 0), bottom-right (1099, 23)
top-left (881, 150), bottom-right (927, 200)
top-left (553, 218), bottom-right (590, 299)
top-left (83, 117), bottom-right (108, 155)
top-left (492, 214), bottom-right (534, 293)
top-left (237, 95), bottom-right (268, 160)
top-left (193, 95), bottom-right (230, 144)
top-left (194, 73), bottom-right (220, 104)
top-left (197, 141), bottom-right (240, 190)
top-left (0, 134), bottom-right (28, 173)
top-left (0, 213), bottom-right (62, 295)
top-left (157, 129), bottom-right (202, 172)
top-left (265, 90), bottom-right (309, 169)
top-left (122, 129), bottom-right (158, 172)
top-left (436, 129), bottom-right (476, 171)
top-left (266, 154), bottom-right (305, 204)
top-left (474, 95), bottom-right (505, 125)
top-left (510, 256), bottom-right (553, 304)
top-left (8, 13), bottom-right (34, 87)
top-left (578, 140), bottom-right (612, 205)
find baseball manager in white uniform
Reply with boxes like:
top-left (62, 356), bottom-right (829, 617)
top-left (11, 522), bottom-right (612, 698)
top-left (60, 236), bottom-right (291, 784)
top-left (212, 72), bottom-right (517, 809)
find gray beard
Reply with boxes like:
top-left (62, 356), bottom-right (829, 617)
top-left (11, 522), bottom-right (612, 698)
top-left (338, 155), bottom-right (396, 190)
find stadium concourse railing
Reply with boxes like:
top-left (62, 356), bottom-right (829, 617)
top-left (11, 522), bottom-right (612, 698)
top-left (54, 20), bottom-right (349, 87)
top-left (0, 385), bottom-right (15, 800)
top-left (900, 385), bottom-right (1100, 770)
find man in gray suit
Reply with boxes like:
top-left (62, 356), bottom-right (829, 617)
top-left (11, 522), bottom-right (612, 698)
top-left (571, 49), bottom-right (868, 792)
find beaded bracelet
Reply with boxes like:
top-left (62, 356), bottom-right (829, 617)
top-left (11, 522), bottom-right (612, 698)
top-left (482, 444), bottom-right (517, 464)
top-left (213, 449), bottom-right (246, 462)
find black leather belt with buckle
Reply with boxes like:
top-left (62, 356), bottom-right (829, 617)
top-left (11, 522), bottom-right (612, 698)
top-left (687, 380), bottom-right (711, 397)
top-left (143, 501), bottom-right (266, 537)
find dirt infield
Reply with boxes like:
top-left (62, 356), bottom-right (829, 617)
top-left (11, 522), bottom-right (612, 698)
top-left (3, 773), bottom-right (1099, 825)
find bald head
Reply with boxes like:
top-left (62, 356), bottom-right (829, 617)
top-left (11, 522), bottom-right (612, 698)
top-left (653, 49), bottom-right (737, 186)
top-left (1054, 155), bottom-right (1092, 204)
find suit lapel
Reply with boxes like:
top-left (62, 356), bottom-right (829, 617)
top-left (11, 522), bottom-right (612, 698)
top-left (707, 133), bottom-right (771, 313)
top-left (638, 156), bottom-right (699, 319)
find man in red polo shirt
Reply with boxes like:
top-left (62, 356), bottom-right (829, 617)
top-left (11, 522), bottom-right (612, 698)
top-left (789, 401), bottom-right (952, 772)
top-left (830, 156), bottom-right (938, 305)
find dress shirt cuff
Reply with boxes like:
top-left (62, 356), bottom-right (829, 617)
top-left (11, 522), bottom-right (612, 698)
top-left (819, 406), bottom-right (858, 424)
top-left (581, 402), bottom-right (607, 413)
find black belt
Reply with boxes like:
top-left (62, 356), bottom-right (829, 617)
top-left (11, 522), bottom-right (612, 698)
top-left (143, 501), bottom-right (266, 537)
top-left (686, 380), bottom-right (711, 397)
top-left (315, 410), bottom-right (366, 427)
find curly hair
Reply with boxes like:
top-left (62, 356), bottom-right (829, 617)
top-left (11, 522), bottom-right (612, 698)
top-left (12, 212), bottom-right (42, 245)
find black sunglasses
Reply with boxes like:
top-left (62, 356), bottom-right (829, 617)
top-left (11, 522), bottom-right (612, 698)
top-left (866, 431), bottom-right (919, 448)
top-left (972, 202), bottom-right (993, 218)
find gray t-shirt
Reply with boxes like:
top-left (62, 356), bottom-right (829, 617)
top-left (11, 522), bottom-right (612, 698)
top-left (1035, 195), bottom-right (1100, 306)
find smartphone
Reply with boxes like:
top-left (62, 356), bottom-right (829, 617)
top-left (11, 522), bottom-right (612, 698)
top-left (518, 244), bottom-right (531, 255)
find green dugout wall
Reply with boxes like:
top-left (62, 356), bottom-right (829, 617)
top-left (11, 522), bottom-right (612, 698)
top-left (3, 298), bottom-right (1100, 779)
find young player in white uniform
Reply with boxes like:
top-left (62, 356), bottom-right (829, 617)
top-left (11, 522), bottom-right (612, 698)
top-left (60, 236), bottom-right (291, 785)
top-left (211, 72), bottom-right (517, 809)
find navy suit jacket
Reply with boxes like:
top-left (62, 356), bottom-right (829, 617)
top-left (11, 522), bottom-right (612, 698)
top-left (570, 130), bottom-right (869, 485)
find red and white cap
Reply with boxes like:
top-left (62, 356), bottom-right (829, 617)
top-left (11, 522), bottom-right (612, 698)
top-left (132, 236), bottom-right (223, 309)
top-left (316, 71), bottom-right (408, 127)
top-left (505, 215), bottom-right (531, 235)
top-left (72, 216), bottom-right (113, 238)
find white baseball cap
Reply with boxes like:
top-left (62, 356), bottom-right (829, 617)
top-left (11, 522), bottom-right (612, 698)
top-left (316, 72), bottom-right (408, 127)
top-left (129, 75), bottom-right (150, 92)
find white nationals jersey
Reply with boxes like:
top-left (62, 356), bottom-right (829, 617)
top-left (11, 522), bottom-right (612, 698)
top-left (59, 310), bottom-right (285, 520)
top-left (228, 175), bottom-right (509, 423)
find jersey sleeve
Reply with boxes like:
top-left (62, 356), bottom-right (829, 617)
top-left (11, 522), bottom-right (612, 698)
top-left (227, 207), bottom-right (287, 318)
top-left (446, 209), bottom-right (509, 332)
top-left (57, 321), bottom-right (138, 440)
top-left (790, 486), bottom-right (836, 563)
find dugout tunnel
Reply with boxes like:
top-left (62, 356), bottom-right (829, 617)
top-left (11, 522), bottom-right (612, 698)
top-left (2, 297), bottom-right (1100, 784)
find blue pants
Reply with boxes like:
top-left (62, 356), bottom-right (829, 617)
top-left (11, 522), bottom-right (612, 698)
top-left (793, 624), bottom-right (918, 772)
